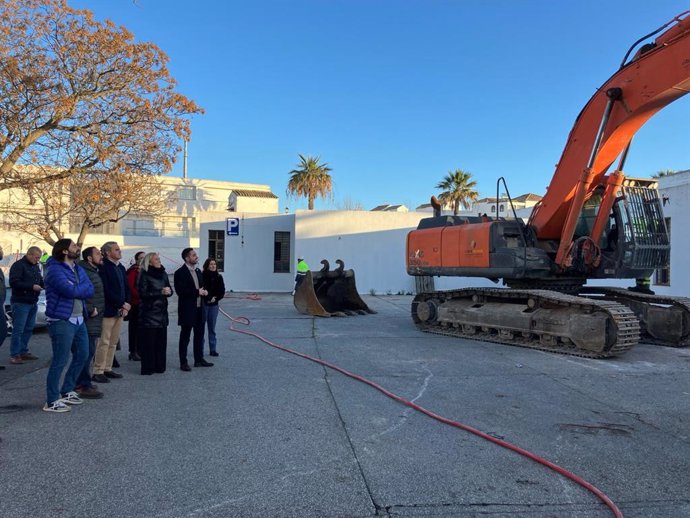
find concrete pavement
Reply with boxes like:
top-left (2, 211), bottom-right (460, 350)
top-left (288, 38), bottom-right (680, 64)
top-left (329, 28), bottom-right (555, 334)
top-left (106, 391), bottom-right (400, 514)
top-left (1, 294), bottom-right (690, 517)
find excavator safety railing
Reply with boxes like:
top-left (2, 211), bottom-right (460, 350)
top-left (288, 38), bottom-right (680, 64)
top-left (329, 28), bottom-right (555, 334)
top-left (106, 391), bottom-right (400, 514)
top-left (620, 184), bottom-right (670, 270)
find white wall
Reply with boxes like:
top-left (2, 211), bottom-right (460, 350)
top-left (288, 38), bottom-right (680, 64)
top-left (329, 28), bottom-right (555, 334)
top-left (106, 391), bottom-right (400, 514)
top-left (202, 210), bottom-right (493, 294)
top-left (201, 214), bottom-right (296, 292)
top-left (656, 172), bottom-right (690, 296)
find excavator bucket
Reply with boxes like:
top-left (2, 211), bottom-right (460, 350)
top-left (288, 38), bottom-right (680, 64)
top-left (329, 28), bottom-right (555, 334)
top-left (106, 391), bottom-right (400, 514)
top-left (293, 259), bottom-right (377, 317)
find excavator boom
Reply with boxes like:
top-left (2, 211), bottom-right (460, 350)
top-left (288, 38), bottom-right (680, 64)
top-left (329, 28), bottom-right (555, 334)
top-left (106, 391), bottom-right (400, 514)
top-left (531, 12), bottom-right (690, 263)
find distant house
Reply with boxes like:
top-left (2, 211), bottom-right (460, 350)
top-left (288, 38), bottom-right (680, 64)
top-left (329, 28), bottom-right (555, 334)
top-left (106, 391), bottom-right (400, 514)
top-left (473, 193), bottom-right (542, 216)
top-left (370, 204), bottom-right (409, 213)
top-left (416, 193), bottom-right (542, 218)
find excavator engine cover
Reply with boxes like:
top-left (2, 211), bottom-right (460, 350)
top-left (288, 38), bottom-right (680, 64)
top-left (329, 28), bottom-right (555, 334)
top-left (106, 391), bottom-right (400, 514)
top-left (293, 260), bottom-right (376, 317)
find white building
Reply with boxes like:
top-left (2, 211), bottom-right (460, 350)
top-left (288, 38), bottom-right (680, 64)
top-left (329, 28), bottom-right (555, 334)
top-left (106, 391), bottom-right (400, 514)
top-left (651, 170), bottom-right (688, 295)
top-left (0, 175), bottom-right (279, 272)
top-left (370, 204), bottom-right (409, 213)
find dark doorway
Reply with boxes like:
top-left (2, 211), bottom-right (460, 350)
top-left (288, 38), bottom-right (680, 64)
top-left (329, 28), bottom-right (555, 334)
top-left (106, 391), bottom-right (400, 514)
top-left (208, 230), bottom-right (225, 271)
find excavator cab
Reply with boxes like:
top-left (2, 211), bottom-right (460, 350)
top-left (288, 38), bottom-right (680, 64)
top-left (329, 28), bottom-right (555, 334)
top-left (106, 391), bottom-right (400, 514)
top-left (585, 179), bottom-right (670, 280)
top-left (293, 259), bottom-right (377, 317)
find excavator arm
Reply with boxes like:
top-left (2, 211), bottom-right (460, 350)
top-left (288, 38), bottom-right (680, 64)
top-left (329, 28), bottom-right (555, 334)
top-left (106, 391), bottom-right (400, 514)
top-left (529, 11), bottom-right (690, 268)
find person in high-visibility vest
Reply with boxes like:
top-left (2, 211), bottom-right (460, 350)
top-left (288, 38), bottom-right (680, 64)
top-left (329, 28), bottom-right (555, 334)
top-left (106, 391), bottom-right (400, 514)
top-left (292, 257), bottom-right (309, 296)
top-left (630, 276), bottom-right (654, 295)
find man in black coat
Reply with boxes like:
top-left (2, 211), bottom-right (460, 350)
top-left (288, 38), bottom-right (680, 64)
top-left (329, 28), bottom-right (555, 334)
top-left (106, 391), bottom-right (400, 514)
top-left (174, 248), bottom-right (213, 371)
top-left (0, 244), bottom-right (7, 369)
top-left (93, 241), bottom-right (130, 382)
top-left (8, 246), bottom-right (43, 364)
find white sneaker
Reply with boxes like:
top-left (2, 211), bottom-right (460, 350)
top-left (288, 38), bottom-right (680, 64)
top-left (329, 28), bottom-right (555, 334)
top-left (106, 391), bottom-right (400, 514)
top-left (43, 400), bottom-right (71, 413)
top-left (60, 391), bottom-right (84, 405)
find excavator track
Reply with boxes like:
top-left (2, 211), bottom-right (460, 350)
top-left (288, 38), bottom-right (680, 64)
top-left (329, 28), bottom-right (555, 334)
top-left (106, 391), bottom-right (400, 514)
top-left (579, 287), bottom-right (690, 347)
top-left (412, 288), bottom-right (639, 358)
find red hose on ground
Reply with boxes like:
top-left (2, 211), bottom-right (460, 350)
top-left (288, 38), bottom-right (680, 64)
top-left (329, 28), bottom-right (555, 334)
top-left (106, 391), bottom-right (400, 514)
top-left (219, 307), bottom-right (623, 518)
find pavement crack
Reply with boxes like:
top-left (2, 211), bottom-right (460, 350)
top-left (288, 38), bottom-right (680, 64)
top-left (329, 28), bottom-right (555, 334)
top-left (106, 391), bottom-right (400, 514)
top-left (365, 364), bottom-right (434, 442)
top-left (314, 336), bottom-right (380, 515)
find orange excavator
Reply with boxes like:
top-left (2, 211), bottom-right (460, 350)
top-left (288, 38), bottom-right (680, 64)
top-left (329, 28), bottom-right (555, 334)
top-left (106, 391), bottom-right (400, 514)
top-left (406, 11), bottom-right (690, 358)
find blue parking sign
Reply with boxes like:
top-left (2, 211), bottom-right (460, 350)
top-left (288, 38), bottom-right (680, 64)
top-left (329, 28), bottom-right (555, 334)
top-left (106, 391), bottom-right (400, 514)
top-left (226, 217), bottom-right (240, 236)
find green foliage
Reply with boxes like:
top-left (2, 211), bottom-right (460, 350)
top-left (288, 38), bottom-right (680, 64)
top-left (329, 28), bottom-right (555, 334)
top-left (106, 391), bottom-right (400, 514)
top-left (436, 169), bottom-right (479, 215)
top-left (287, 154), bottom-right (333, 210)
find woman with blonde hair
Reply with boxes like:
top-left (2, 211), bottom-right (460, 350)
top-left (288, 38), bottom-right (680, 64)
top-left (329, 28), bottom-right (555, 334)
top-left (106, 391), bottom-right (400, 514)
top-left (137, 252), bottom-right (173, 375)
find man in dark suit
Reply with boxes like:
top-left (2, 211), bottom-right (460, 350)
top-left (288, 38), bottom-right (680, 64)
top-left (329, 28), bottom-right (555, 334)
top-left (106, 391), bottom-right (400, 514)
top-left (174, 248), bottom-right (213, 371)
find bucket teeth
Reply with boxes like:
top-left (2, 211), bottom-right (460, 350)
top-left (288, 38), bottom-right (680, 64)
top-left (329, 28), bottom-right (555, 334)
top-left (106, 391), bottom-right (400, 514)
top-left (293, 259), bottom-right (375, 317)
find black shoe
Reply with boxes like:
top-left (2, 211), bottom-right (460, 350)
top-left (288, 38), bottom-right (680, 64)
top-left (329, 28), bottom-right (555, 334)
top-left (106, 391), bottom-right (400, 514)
top-left (92, 373), bottom-right (110, 383)
top-left (194, 360), bottom-right (214, 367)
top-left (112, 356), bottom-right (120, 368)
top-left (129, 353), bottom-right (141, 361)
top-left (104, 370), bottom-right (123, 379)
top-left (180, 364), bottom-right (191, 372)
top-left (209, 351), bottom-right (219, 357)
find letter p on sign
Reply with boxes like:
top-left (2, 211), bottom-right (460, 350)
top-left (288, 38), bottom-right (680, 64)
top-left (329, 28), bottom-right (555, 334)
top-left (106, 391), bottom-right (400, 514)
top-left (226, 218), bottom-right (240, 236)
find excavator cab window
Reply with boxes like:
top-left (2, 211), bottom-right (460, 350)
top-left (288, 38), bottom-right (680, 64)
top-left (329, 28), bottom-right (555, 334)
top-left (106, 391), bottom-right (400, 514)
top-left (573, 192), bottom-right (603, 239)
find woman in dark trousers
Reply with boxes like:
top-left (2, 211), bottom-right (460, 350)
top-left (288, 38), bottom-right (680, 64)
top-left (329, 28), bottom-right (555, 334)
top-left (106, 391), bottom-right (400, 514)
top-left (126, 251), bottom-right (145, 361)
top-left (202, 258), bottom-right (225, 357)
top-left (137, 252), bottom-right (173, 375)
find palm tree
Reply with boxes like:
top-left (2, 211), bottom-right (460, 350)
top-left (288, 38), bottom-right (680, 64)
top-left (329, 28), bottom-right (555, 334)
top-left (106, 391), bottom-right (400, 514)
top-left (287, 154), bottom-right (333, 210)
top-left (436, 169), bottom-right (479, 215)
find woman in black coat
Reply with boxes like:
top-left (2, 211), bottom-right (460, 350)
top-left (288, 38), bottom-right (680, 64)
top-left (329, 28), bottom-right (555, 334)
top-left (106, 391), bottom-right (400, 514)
top-left (137, 253), bottom-right (173, 375)
top-left (202, 258), bottom-right (226, 357)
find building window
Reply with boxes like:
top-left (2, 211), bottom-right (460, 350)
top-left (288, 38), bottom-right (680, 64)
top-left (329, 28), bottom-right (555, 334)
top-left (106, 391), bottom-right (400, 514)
top-left (177, 186), bottom-right (197, 201)
top-left (121, 216), bottom-right (159, 237)
top-left (499, 204), bottom-right (505, 212)
top-left (491, 205), bottom-right (496, 213)
top-left (274, 231), bottom-right (290, 273)
top-left (161, 216), bottom-right (195, 237)
top-left (654, 217), bottom-right (671, 286)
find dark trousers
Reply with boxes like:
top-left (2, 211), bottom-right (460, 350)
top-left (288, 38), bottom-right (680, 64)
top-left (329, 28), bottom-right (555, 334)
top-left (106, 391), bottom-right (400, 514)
top-left (127, 305), bottom-right (140, 354)
top-left (140, 327), bottom-right (167, 374)
top-left (179, 307), bottom-right (205, 365)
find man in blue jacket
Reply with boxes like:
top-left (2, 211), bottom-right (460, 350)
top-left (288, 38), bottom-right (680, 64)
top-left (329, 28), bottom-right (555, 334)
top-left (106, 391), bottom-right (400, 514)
top-left (43, 239), bottom-right (94, 413)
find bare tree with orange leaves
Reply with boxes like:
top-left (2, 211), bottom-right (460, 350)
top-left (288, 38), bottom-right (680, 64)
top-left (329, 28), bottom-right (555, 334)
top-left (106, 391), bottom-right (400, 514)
top-left (2, 168), bottom-right (175, 246)
top-left (0, 0), bottom-right (203, 190)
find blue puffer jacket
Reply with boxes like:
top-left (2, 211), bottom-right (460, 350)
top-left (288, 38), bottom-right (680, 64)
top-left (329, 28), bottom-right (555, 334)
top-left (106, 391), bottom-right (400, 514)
top-left (44, 257), bottom-right (95, 320)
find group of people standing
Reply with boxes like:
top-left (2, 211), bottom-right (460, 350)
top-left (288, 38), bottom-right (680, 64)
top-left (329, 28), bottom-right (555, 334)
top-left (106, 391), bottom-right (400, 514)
top-left (1, 240), bottom-right (225, 413)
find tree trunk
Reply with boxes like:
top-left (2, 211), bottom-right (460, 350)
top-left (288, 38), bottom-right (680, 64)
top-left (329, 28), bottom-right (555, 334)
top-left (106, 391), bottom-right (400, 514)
top-left (76, 223), bottom-right (90, 248)
top-left (308, 195), bottom-right (314, 210)
top-left (453, 200), bottom-right (459, 215)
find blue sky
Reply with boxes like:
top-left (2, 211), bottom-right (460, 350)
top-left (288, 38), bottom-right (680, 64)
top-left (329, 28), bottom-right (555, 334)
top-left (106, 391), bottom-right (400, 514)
top-left (72, 0), bottom-right (690, 211)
